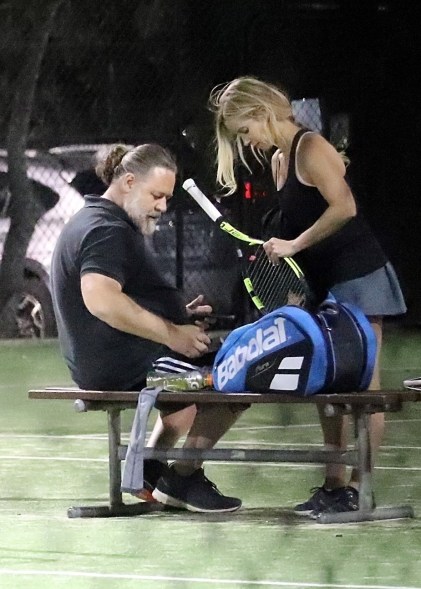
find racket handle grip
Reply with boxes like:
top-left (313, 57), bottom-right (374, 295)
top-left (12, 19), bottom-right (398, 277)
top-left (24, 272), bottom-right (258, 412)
top-left (182, 178), bottom-right (197, 193)
top-left (182, 178), bottom-right (222, 223)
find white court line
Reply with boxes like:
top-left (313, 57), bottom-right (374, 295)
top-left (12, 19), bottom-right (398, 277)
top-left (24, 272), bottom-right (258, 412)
top-left (2, 455), bottom-right (421, 471)
top-left (233, 424), bottom-right (320, 430)
top-left (234, 418), bottom-right (421, 430)
top-left (0, 455), bottom-right (107, 462)
top-left (0, 569), bottom-right (419, 589)
top-left (0, 415), bottom-right (419, 441)
top-left (1, 413), bottom-right (421, 439)
top-left (2, 433), bottom-right (421, 453)
top-left (1, 417), bottom-right (418, 441)
top-left (0, 433), bottom-right (107, 440)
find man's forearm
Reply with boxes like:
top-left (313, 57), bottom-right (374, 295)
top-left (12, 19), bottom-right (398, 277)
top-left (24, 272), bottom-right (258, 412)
top-left (85, 285), bottom-right (176, 347)
top-left (81, 273), bottom-right (210, 359)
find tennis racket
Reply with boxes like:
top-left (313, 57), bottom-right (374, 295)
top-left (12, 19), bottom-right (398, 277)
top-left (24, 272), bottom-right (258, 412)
top-left (182, 178), bottom-right (313, 314)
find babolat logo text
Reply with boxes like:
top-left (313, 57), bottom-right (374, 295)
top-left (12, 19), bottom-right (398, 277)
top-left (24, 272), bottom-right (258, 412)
top-left (216, 317), bottom-right (287, 388)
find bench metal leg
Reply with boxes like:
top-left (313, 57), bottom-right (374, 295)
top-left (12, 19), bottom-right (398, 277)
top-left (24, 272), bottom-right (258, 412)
top-left (318, 409), bottom-right (414, 524)
top-left (356, 409), bottom-right (374, 511)
top-left (108, 407), bottom-right (123, 506)
top-left (68, 406), bottom-right (164, 518)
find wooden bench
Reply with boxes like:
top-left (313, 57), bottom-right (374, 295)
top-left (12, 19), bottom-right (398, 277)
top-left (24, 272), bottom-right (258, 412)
top-left (28, 387), bottom-right (421, 523)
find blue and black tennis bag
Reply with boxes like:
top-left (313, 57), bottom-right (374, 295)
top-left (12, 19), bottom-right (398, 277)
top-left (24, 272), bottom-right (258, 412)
top-left (212, 301), bottom-right (377, 395)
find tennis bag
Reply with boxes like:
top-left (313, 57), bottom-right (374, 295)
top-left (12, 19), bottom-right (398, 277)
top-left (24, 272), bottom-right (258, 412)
top-left (212, 301), bottom-right (377, 395)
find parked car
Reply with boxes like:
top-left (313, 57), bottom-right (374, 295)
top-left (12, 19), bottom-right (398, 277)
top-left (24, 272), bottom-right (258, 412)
top-left (0, 149), bottom-right (85, 337)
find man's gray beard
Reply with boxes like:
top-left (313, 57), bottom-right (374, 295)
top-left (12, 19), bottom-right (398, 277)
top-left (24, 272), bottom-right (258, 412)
top-left (127, 211), bottom-right (157, 236)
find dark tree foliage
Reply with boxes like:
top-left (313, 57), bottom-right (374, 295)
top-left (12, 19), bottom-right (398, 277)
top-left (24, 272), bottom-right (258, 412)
top-left (0, 0), bottom-right (65, 336)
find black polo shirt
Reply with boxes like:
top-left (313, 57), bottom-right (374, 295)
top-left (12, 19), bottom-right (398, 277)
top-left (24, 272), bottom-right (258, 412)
top-left (50, 195), bottom-right (187, 390)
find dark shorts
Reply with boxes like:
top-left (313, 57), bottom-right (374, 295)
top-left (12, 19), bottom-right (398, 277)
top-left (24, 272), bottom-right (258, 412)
top-left (127, 352), bottom-right (217, 413)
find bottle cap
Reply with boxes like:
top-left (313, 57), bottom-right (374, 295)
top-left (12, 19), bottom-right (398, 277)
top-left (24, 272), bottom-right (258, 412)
top-left (203, 372), bottom-right (213, 388)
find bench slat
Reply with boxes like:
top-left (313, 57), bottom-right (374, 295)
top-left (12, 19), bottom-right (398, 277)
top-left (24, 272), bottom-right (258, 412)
top-left (28, 387), bottom-right (421, 406)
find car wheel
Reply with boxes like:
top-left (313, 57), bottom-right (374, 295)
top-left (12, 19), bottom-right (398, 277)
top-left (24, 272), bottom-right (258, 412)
top-left (16, 277), bottom-right (57, 338)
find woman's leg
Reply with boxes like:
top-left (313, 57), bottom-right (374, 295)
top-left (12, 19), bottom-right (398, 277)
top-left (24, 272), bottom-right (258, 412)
top-left (317, 408), bottom-right (349, 489)
top-left (318, 316), bottom-right (383, 490)
top-left (348, 315), bottom-right (383, 487)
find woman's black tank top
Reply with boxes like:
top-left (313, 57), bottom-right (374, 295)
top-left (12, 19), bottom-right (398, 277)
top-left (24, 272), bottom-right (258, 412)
top-left (276, 129), bottom-right (387, 294)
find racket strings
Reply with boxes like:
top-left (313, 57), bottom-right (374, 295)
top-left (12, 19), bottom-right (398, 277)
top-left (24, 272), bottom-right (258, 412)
top-left (246, 246), bottom-right (309, 311)
top-left (248, 248), bottom-right (287, 305)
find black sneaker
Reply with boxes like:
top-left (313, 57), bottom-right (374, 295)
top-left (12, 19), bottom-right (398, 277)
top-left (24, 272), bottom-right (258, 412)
top-left (294, 486), bottom-right (345, 516)
top-left (152, 465), bottom-right (242, 513)
top-left (131, 459), bottom-right (168, 502)
top-left (311, 486), bottom-right (363, 519)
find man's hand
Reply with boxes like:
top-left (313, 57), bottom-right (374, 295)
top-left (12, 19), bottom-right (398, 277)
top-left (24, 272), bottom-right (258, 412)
top-left (185, 294), bottom-right (212, 318)
top-left (186, 294), bottom-right (213, 330)
top-left (168, 323), bottom-right (211, 358)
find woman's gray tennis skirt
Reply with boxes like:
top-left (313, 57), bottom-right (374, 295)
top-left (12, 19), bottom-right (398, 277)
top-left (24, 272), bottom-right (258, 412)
top-left (329, 262), bottom-right (407, 317)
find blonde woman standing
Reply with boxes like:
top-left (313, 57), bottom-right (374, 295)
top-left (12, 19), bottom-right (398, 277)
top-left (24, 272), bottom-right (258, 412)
top-left (210, 76), bottom-right (406, 518)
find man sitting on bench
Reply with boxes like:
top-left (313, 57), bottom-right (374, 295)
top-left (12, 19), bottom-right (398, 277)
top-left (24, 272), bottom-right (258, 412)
top-left (50, 142), bottom-right (245, 513)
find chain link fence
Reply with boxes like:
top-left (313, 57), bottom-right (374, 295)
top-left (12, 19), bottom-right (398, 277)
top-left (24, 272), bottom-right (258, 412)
top-left (0, 0), bottom-right (357, 335)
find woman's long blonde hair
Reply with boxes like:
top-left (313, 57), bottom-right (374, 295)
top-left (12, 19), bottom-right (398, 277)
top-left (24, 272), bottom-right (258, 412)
top-left (209, 76), bottom-right (293, 194)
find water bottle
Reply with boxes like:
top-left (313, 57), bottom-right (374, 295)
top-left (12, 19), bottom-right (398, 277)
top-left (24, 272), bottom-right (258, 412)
top-left (146, 369), bottom-right (213, 391)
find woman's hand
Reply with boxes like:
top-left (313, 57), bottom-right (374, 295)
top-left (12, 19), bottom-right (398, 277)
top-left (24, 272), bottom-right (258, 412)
top-left (263, 238), bottom-right (298, 263)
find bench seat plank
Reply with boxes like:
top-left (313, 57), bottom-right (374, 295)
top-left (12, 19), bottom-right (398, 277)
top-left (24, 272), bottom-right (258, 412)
top-left (28, 387), bottom-right (421, 406)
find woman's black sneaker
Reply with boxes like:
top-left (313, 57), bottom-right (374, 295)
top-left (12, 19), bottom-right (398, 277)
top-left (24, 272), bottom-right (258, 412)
top-left (311, 486), bottom-right (376, 519)
top-left (294, 486), bottom-right (344, 516)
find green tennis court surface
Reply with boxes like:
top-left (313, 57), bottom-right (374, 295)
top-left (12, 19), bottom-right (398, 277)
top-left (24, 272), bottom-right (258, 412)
top-left (1, 325), bottom-right (421, 589)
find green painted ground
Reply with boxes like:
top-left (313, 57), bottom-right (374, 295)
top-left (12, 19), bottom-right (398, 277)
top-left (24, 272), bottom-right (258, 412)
top-left (0, 325), bottom-right (421, 589)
